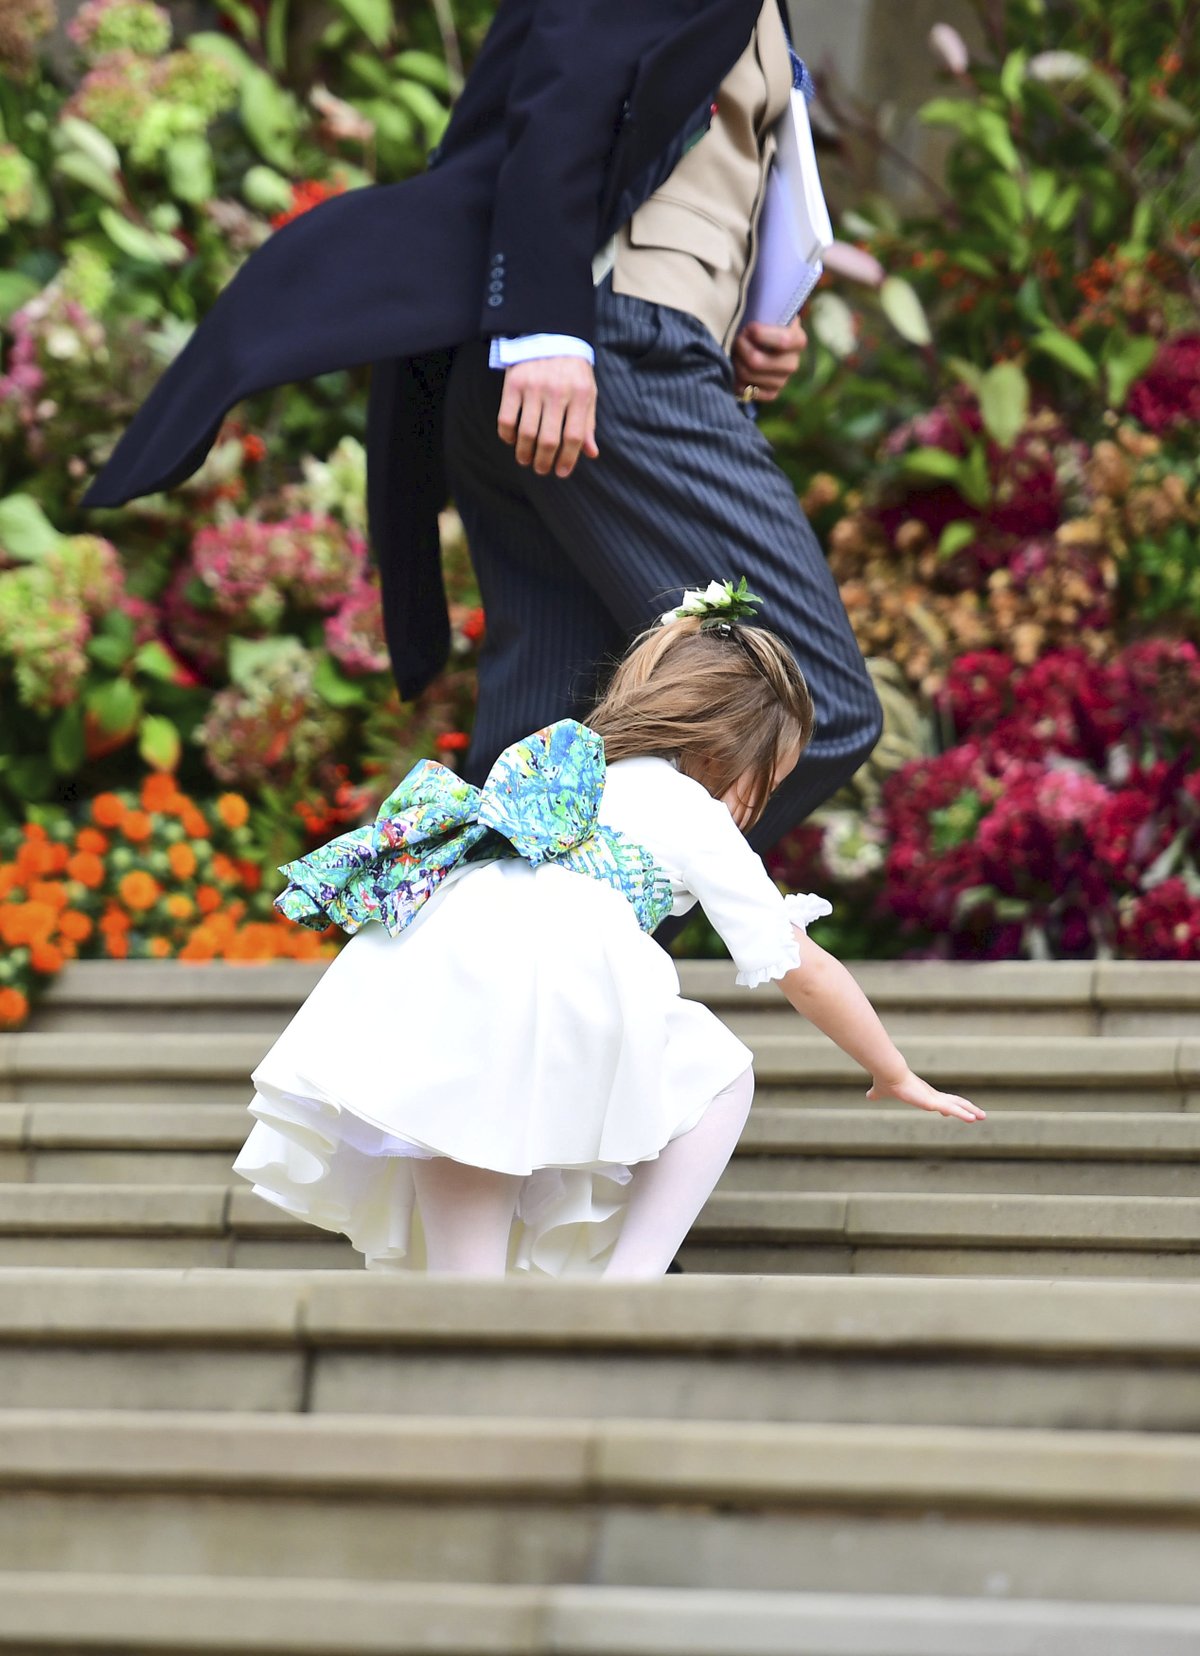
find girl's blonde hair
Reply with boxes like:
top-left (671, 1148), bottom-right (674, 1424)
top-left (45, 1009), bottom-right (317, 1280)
top-left (589, 615), bottom-right (815, 827)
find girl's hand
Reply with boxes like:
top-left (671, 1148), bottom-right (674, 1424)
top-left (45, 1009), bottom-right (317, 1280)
top-left (867, 1068), bottom-right (985, 1123)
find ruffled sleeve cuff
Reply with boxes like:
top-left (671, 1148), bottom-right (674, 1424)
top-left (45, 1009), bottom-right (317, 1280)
top-left (733, 893), bottom-right (834, 989)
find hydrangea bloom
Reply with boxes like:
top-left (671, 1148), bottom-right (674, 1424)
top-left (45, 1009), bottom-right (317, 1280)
top-left (325, 579), bottom-right (389, 676)
top-left (197, 641), bottom-right (346, 789)
top-left (68, 0), bottom-right (171, 61)
top-left (0, 145), bottom-right (36, 231)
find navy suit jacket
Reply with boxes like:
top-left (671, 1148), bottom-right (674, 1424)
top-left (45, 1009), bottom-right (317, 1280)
top-left (83, 0), bottom-right (766, 696)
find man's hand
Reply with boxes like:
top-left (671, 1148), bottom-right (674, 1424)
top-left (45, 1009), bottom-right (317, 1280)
top-left (731, 317), bottom-right (807, 403)
top-left (497, 356), bottom-right (599, 479)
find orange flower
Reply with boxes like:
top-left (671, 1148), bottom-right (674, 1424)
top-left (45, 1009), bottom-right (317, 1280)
top-left (46, 844), bottom-right (69, 874)
top-left (92, 793), bottom-right (126, 828)
top-left (195, 884), bottom-right (221, 915)
top-left (147, 937), bottom-right (171, 958)
top-left (0, 864), bottom-right (20, 898)
top-left (0, 902), bottom-right (57, 947)
top-left (75, 828), bottom-right (108, 855)
top-left (59, 911), bottom-right (93, 944)
top-left (179, 929), bottom-right (217, 962)
top-left (30, 941), bottom-right (65, 975)
top-left (66, 852), bottom-right (105, 889)
top-left (211, 853), bottom-right (238, 884)
top-left (216, 793), bottom-right (250, 831)
top-left (165, 894), bottom-right (194, 922)
top-left (122, 810), bottom-right (153, 844)
top-left (29, 881), bottom-right (70, 912)
top-left (16, 842), bottom-right (54, 880)
top-left (0, 987), bottom-right (29, 1028)
top-left (237, 858), bottom-right (262, 892)
top-left (141, 773), bottom-right (178, 812)
top-left (23, 823), bottom-right (47, 843)
top-left (118, 871), bottom-right (160, 911)
top-left (104, 934), bottom-right (129, 960)
top-left (181, 808), bottom-right (209, 839)
top-left (100, 902), bottom-right (131, 933)
top-left (167, 843), bottom-right (197, 880)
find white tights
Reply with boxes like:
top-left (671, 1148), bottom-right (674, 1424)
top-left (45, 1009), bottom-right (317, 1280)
top-left (409, 1067), bottom-right (755, 1279)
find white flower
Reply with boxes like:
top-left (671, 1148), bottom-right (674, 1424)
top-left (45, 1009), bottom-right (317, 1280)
top-left (929, 23), bottom-right (970, 75)
top-left (1027, 50), bottom-right (1090, 83)
top-left (660, 580), bottom-right (731, 626)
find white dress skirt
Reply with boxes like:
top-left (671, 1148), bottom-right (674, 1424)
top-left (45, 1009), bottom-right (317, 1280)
top-left (233, 755), bottom-right (831, 1275)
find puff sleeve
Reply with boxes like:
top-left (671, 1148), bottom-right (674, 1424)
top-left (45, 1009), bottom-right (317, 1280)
top-left (676, 785), bottom-right (832, 988)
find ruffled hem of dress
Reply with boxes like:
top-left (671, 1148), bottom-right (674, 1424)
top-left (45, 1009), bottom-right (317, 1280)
top-left (232, 1073), bottom-right (710, 1278)
top-left (733, 892), bottom-right (834, 989)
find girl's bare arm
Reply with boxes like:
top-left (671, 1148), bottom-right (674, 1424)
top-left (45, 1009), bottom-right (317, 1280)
top-left (777, 935), bottom-right (985, 1123)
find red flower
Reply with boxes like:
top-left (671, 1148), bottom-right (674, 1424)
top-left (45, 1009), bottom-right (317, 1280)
top-left (435, 731), bottom-right (471, 754)
top-left (1118, 879), bottom-right (1200, 959)
top-left (271, 179), bottom-right (348, 230)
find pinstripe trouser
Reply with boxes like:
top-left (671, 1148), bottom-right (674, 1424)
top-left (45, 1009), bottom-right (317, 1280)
top-left (443, 281), bottom-right (883, 855)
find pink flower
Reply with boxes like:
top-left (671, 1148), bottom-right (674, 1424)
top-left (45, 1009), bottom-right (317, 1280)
top-left (325, 579), bottom-right (389, 676)
top-left (1118, 879), bottom-right (1200, 960)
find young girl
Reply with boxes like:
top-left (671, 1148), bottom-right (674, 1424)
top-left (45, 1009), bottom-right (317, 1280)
top-left (234, 582), bottom-right (983, 1278)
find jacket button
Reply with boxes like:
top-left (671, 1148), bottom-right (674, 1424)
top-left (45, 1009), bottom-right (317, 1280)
top-left (487, 294), bottom-right (503, 308)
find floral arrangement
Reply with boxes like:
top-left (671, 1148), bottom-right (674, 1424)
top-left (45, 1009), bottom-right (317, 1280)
top-left (0, 775), bottom-right (336, 1029)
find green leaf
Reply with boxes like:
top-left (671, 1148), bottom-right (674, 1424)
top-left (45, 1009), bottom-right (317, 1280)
top-left (1026, 168), bottom-right (1056, 221)
top-left (809, 292), bottom-right (857, 359)
top-left (0, 271), bottom-right (39, 323)
top-left (57, 115), bottom-right (121, 176)
top-left (999, 48), bottom-right (1028, 103)
top-left (242, 164), bottom-right (294, 215)
top-left (86, 633), bottom-right (134, 671)
top-left (1103, 334), bottom-right (1158, 410)
top-left (390, 79), bottom-right (449, 142)
top-left (1031, 327), bottom-right (1098, 383)
top-left (937, 521), bottom-right (976, 559)
top-left (392, 50), bottom-right (452, 93)
top-left (951, 249), bottom-right (995, 278)
top-left (265, 0), bottom-right (290, 72)
top-left (1145, 94), bottom-right (1195, 133)
top-left (53, 151), bottom-right (126, 206)
top-left (138, 715), bottom-right (182, 772)
top-left (165, 134), bottom-right (215, 205)
top-left (134, 641), bottom-right (179, 682)
top-left (347, 51), bottom-right (393, 94)
top-left (209, 1), bottom-right (259, 45)
top-left (50, 705), bottom-right (85, 776)
top-left (240, 67), bottom-right (300, 169)
top-left (334, 0), bottom-right (393, 47)
top-left (919, 96), bottom-right (978, 132)
top-left (960, 442), bottom-right (992, 509)
top-left (229, 635), bottom-right (300, 687)
top-left (86, 678), bottom-right (143, 737)
top-left (188, 30), bottom-right (255, 80)
top-left (974, 109), bottom-right (1021, 173)
top-left (6, 758), bottom-right (53, 801)
top-left (313, 651), bottom-right (367, 709)
top-left (0, 495), bottom-right (63, 562)
top-left (978, 361), bottom-right (1030, 448)
top-left (879, 276), bottom-right (932, 346)
top-left (97, 206), bottom-right (187, 267)
top-left (899, 447), bottom-right (966, 482)
top-left (947, 356), bottom-right (985, 395)
top-left (1042, 184), bottom-right (1080, 232)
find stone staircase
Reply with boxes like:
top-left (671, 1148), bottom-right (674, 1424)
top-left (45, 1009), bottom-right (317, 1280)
top-left (0, 960), bottom-right (1198, 1653)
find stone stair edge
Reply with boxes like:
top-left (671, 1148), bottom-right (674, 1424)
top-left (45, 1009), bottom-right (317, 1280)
top-left (5, 1032), bottom-right (1200, 1086)
top-left (4, 1182), bottom-right (1195, 1249)
top-left (0, 1269), bottom-right (1197, 1354)
top-left (39, 958), bottom-right (1200, 1010)
top-left (1, 1410), bottom-right (1198, 1514)
top-left (5, 1102), bottom-right (1199, 1158)
top-left (2, 1576), bottom-right (1199, 1656)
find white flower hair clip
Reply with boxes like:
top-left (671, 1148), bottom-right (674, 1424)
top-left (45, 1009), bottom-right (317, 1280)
top-left (658, 577), bottom-right (763, 632)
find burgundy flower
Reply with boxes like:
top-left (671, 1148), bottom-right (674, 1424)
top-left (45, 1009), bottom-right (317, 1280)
top-left (1118, 878), bottom-right (1200, 960)
top-left (936, 651), bottom-right (1014, 738)
top-left (1126, 335), bottom-right (1200, 435)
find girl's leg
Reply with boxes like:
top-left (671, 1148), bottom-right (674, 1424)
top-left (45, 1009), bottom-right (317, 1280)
top-left (410, 1156), bottom-right (523, 1276)
top-left (604, 1068), bottom-right (755, 1280)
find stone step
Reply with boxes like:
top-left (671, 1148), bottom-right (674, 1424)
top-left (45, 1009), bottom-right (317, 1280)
top-left (3, 1575), bottom-right (1199, 1655)
top-left (0, 1184), bottom-right (1197, 1276)
top-left (3, 1031), bottom-right (1196, 1108)
top-left (35, 960), bottom-right (1200, 1037)
top-left (2, 1410), bottom-right (1199, 1602)
top-left (4, 1104), bottom-right (1197, 1197)
top-left (1, 1270), bottom-right (1198, 1432)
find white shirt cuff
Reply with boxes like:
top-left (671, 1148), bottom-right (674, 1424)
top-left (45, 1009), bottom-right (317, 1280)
top-left (488, 334), bottom-right (596, 370)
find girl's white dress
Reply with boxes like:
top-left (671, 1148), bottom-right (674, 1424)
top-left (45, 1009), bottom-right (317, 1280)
top-left (233, 756), bottom-right (830, 1274)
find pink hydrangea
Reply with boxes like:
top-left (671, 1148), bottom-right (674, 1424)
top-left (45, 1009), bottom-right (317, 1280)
top-left (325, 579), bottom-right (389, 676)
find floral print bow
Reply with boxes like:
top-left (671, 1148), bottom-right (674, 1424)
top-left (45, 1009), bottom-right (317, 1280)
top-left (275, 719), bottom-right (674, 938)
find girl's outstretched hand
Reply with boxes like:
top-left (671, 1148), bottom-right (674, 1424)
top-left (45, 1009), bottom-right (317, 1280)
top-left (867, 1068), bottom-right (985, 1123)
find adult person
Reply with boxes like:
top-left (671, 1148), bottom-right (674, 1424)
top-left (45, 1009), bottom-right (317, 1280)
top-left (83, 0), bottom-right (882, 853)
